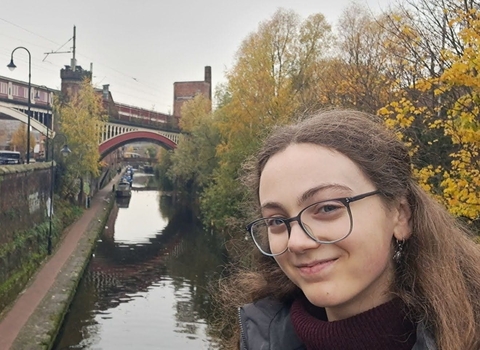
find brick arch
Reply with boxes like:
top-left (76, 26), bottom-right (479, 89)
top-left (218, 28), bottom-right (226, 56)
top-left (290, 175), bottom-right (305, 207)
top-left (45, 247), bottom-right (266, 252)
top-left (99, 131), bottom-right (176, 159)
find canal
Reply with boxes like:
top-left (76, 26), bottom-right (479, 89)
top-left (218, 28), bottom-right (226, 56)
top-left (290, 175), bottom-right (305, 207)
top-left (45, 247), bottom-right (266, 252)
top-left (53, 172), bottom-right (227, 349)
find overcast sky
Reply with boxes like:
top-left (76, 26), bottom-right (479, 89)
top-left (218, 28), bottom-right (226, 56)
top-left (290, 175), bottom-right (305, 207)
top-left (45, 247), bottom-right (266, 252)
top-left (1, 0), bottom-right (396, 114)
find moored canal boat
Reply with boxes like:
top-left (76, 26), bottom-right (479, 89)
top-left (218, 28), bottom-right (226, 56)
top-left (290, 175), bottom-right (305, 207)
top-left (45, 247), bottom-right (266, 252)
top-left (115, 181), bottom-right (132, 198)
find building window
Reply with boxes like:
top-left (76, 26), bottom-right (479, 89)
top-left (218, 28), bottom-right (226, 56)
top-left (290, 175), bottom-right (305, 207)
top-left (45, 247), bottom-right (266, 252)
top-left (0, 82), bottom-right (7, 94)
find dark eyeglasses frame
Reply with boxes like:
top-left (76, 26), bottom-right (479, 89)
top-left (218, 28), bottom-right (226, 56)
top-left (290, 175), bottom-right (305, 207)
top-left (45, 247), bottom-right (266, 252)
top-left (246, 190), bottom-right (381, 256)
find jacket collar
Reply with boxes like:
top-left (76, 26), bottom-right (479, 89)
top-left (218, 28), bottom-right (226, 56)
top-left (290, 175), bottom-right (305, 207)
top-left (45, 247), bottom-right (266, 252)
top-left (240, 298), bottom-right (437, 350)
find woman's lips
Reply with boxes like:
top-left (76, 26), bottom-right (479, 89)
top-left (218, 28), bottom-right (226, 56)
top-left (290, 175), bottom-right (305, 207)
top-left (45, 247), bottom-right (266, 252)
top-left (297, 258), bottom-right (338, 275)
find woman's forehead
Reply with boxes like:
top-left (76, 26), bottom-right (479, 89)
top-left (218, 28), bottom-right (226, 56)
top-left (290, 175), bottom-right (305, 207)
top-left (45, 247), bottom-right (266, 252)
top-left (259, 144), bottom-right (371, 203)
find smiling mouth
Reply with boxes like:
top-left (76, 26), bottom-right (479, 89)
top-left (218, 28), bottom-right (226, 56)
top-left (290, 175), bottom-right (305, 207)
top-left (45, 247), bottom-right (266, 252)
top-left (296, 258), bottom-right (338, 275)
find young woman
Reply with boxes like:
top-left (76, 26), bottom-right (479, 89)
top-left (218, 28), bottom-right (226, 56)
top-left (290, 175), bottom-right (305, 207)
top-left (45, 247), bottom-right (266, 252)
top-left (222, 110), bottom-right (480, 350)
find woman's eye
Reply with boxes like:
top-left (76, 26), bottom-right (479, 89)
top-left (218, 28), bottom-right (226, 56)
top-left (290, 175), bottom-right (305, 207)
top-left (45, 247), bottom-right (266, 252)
top-left (320, 204), bottom-right (338, 212)
top-left (312, 201), bottom-right (342, 214)
top-left (266, 218), bottom-right (284, 227)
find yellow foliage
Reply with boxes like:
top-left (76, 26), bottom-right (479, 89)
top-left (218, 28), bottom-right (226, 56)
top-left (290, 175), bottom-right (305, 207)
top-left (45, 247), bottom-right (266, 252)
top-left (54, 78), bottom-right (107, 178)
top-left (216, 8), bottom-right (335, 161)
top-left (376, 3), bottom-right (480, 221)
top-left (10, 124), bottom-right (36, 157)
top-left (179, 94), bottom-right (212, 132)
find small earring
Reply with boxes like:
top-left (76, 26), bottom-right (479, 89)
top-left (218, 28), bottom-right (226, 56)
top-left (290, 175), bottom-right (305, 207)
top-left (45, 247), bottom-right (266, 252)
top-left (393, 239), bottom-right (405, 263)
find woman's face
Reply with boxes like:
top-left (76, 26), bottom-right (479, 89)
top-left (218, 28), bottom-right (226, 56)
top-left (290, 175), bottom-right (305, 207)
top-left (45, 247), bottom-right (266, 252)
top-left (258, 143), bottom-right (410, 321)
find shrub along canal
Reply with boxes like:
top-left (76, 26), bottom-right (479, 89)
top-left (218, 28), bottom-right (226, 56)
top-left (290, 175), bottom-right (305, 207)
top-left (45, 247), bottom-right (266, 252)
top-left (53, 173), bottom-right (227, 349)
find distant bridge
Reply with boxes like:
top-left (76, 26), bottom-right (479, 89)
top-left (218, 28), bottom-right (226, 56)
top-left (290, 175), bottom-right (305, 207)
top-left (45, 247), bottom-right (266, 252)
top-left (99, 123), bottom-right (179, 159)
top-left (0, 77), bottom-right (53, 137)
top-left (0, 76), bottom-right (181, 155)
top-left (120, 155), bottom-right (153, 162)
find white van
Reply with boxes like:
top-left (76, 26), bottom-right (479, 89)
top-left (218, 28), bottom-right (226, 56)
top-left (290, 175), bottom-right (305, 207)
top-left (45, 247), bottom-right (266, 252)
top-left (0, 151), bottom-right (21, 164)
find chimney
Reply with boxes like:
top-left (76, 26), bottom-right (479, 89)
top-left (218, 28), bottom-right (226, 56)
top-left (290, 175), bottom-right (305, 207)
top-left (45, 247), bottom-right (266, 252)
top-left (204, 66), bottom-right (212, 100)
top-left (103, 84), bottom-right (110, 100)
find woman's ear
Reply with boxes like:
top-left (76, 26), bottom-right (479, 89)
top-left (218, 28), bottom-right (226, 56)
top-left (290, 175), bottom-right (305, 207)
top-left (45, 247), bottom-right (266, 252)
top-left (393, 197), bottom-right (412, 240)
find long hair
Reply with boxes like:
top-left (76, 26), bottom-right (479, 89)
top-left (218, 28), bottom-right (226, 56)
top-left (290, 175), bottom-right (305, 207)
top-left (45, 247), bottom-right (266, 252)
top-left (219, 110), bottom-right (480, 350)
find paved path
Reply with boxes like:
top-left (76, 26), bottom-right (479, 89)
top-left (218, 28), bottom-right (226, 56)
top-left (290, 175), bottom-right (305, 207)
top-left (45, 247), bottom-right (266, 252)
top-left (0, 175), bottom-right (119, 350)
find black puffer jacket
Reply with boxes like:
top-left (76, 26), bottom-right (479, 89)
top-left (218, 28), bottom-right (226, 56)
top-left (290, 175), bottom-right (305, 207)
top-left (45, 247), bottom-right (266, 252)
top-left (239, 298), bottom-right (437, 350)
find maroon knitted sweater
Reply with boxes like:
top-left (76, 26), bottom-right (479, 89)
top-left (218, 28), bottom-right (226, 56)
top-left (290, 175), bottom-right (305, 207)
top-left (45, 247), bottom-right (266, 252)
top-left (290, 297), bottom-right (416, 350)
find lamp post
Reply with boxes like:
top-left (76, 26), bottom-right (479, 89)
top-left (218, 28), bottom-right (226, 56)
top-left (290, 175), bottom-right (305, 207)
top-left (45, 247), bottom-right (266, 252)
top-left (7, 47), bottom-right (32, 164)
top-left (48, 133), bottom-right (71, 255)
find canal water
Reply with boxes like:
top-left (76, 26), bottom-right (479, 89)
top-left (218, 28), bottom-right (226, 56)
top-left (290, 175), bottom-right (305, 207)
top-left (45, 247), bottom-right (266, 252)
top-left (53, 172), bottom-right (227, 349)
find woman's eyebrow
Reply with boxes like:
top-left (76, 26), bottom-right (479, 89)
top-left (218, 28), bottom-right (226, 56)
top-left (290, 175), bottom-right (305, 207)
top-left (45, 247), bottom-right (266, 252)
top-left (260, 202), bottom-right (285, 212)
top-left (260, 184), bottom-right (353, 212)
top-left (297, 184), bottom-right (352, 206)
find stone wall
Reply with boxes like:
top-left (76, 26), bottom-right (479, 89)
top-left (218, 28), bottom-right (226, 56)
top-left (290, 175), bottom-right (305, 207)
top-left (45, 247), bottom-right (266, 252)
top-left (0, 162), bottom-right (53, 313)
top-left (0, 163), bottom-right (51, 243)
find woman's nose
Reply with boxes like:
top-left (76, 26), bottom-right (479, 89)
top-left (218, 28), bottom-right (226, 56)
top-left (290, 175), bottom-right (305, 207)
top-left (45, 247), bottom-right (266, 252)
top-left (286, 221), bottom-right (320, 254)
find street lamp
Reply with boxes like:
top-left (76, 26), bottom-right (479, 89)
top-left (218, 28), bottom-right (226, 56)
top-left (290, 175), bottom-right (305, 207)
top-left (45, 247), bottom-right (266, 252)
top-left (7, 47), bottom-right (32, 164)
top-left (48, 133), bottom-right (71, 255)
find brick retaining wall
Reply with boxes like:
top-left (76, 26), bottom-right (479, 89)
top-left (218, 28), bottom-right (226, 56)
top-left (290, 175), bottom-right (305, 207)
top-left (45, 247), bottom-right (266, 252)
top-left (0, 163), bottom-right (53, 313)
top-left (0, 163), bottom-right (51, 243)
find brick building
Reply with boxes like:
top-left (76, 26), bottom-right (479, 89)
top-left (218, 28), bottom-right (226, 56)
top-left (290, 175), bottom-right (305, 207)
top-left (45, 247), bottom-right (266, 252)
top-left (60, 64), bottom-right (92, 99)
top-left (173, 66), bottom-right (212, 124)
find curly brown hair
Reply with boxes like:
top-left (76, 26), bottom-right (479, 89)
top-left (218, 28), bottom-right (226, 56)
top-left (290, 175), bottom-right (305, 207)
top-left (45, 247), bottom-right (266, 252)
top-left (215, 110), bottom-right (480, 350)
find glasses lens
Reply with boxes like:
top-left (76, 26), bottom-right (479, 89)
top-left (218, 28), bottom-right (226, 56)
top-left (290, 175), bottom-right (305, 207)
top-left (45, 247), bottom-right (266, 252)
top-left (249, 200), bottom-right (353, 256)
top-left (300, 199), bottom-right (352, 243)
top-left (250, 218), bottom-right (289, 256)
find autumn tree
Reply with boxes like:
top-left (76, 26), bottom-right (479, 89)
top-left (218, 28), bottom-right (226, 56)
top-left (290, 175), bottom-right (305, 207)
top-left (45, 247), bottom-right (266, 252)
top-left (330, 4), bottom-right (398, 113)
top-left (379, 0), bottom-right (479, 224)
top-left (53, 78), bottom-right (107, 203)
top-left (155, 148), bottom-right (174, 192)
top-left (162, 4), bottom-right (479, 233)
top-left (166, 94), bottom-right (220, 205)
top-left (431, 3), bottom-right (480, 222)
top-left (202, 9), bottom-right (334, 229)
top-left (145, 145), bottom-right (158, 159)
top-left (9, 124), bottom-right (36, 160)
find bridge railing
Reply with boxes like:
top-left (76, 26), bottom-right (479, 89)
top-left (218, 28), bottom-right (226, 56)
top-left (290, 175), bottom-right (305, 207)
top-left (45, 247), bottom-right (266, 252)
top-left (108, 117), bottom-right (180, 133)
top-left (99, 122), bottom-right (180, 146)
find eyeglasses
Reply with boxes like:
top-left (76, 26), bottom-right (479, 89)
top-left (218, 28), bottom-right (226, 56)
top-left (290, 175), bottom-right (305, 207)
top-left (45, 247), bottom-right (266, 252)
top-left (246, 190), bottom-right (380, 256)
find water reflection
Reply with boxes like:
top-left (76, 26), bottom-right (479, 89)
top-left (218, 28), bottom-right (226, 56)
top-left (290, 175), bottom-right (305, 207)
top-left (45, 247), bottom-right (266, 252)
top-left (53, 176), bottom-right (226, 350)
